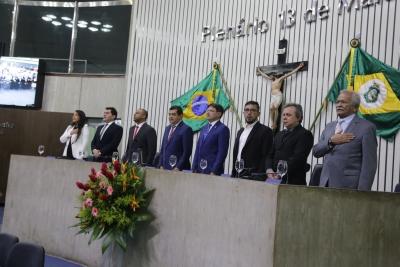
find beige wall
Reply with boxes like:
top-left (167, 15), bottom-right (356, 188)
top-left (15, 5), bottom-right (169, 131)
top-left (41, 74), bottom-right (126, 119)
top-left (3, 155), bottom-right (400, 267)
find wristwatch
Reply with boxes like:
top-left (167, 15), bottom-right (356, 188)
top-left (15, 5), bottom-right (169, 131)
top-left (328, 139), bottom-right (334, 149)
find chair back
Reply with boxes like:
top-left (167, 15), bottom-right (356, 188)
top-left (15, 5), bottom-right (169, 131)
top-left (309, 164), bottom-right (323, 186)
top-left (6, 242), bottom-right (45, 267)
top-left (0, 233), bottom-right (19, 267)
top-left (394, 183), bottom-right (400, 193)
top-left (153, 153), bottom-right (160, 168)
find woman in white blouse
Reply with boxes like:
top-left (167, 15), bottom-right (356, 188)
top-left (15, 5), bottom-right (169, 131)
top-left (60, 110), bottom-right (89, 159)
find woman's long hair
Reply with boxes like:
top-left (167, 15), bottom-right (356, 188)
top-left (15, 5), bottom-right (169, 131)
top-left (70, 110), bottom-right (86, 141)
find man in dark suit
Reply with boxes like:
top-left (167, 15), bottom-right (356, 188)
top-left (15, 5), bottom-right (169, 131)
top-left (266, 103), bottom-right (314, 185)
top-left (231, 101), bottom-right (273, 177)
top-left (192, 103), bottom-right (230, 175)
top-left (313, 90), bottom-right (377, 190)
top-left (159, 106), bottom-right (193, 171)
top-left (121, 109), bottom-right (157, 165)
top-left (91, 107), bottom-right (123, 163)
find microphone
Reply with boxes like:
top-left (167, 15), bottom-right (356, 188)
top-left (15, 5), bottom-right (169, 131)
top-left (192, 150), bottom-right (217, 173)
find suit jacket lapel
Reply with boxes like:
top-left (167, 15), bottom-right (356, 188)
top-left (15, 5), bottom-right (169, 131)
top-left (201, 121), bottom-right (220, 147)
top-left (166, 123), bottom-right (182, 148)
top-left (277, 125), bottom-right (300, 149)
top-left (134, 123), bottom-right (147, 141)
top-left (343, 115), bottom-right (359, 134)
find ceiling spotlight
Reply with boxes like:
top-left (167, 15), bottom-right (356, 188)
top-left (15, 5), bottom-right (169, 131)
top-left (77, 24), bottom-right (87, 28)
top-left (61, 17), bottom-right (71, 21)
top-left (46, 14), bottom-right (57, 19)
top-left (42, 16), bottom-right (52, 21)
top-left (91, 21), bottom-right (101, 25)
top-left (78, 20), bottom-right (88, 25)
top-left (52, 21), bottom-right (62, 26)
top-left (89, 27), bottom-right (99, 32)
top-left (66, 24), bottom-right (73, 28)
top-left (101, 28), bottom-right (111, 32)
top-left (103, 24), bottom-right (113, 28)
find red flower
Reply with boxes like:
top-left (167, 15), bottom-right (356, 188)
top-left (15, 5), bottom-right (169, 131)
top-left (99, 195), bottom-right (108, 201)
top-left (105, 171), bottom-right (114, 182)
top-left (83, 183), bottom-right (90, 191)
top-left (91, 167), bottom-right (96, 175)
top-left (113, 160), bottom-right (121, 175)
top-left (89, 174), bottom-right (97, 183)
top-left (101, 162), bottom-right (108, 175)
top-left (76, 182), bottom-right (84, 189)
top-left (94, 190), bottom-right (100, 195)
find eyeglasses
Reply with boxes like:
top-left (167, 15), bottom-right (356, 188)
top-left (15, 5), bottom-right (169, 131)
top-left (206, 109), bottom-right (216, 113)
top-left (244, 108), bottom-right (259, 113)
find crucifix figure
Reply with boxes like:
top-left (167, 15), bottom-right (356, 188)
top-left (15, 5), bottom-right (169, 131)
top-left (256, 62), bottom-right (304, 131)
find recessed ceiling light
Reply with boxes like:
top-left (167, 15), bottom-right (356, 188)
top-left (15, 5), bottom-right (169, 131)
top-left (78, 20), bottom-right (88, 25)
top-left (88, 27), bottom-right (98, 32)
top-left (77, 24), bottom-right (87, 28)
top-left (42, 16), bottom-right (52, 21)
top-left (101, 28), bottom-right (111, 32)
top-left (52, 21), bottom-right (62, 26)
top-left (103, 24), bottom-right (113, 28)
top-left (66, 24), bottom-right (73, 28)
top-left (61, 17), bottom-right (71, 21)
top-left (46, 15), bottom-right (57, 19)
top-left (91, 21), bottom-right (101, 25)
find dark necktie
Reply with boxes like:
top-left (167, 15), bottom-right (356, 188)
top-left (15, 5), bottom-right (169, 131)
top-left (282, 129), bottom-right (289, 141)
top-left (203, 124), bottom-right (212, 140)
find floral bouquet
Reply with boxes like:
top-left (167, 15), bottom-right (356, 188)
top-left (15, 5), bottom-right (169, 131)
top-left (72, 161), bottom-right (156, 254)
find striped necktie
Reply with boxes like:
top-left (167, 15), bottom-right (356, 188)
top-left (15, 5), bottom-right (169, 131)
top-left (203, 124), bottom-right (212, 140)
top-left (168, 125), bottom-right (176, 141)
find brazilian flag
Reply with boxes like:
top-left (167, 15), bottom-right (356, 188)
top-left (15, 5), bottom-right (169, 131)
top-left (327, 41), bottom-right (400, 141)
top-left (171, 67), bottom-right (230, 132)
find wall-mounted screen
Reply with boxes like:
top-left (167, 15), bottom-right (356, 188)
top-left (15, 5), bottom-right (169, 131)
top-left (0, 57), bottom-right (46, 109)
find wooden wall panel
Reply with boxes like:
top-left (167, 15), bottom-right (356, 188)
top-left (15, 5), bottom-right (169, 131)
top-left (0, 108), bottom-right (72, 203)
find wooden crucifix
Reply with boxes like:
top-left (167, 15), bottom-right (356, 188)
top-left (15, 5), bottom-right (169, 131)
top-left (256, 39), bottom-right (308, 132)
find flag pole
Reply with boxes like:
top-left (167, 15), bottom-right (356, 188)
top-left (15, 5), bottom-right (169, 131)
top-left (309, 51), bottom-right (351, 132)
top-left (214, 62), bottom-right (243, 128)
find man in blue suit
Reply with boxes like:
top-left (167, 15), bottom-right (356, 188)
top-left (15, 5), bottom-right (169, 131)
top-left (192, 103), bottom-right (230, 175)
top-left (159, 106), bottom-right (193, 171)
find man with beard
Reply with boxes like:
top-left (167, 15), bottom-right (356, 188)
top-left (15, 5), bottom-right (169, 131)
top-left (313, 90), bottom-right (377, 190)
top-left (231, 101), bottom-right (273, 177)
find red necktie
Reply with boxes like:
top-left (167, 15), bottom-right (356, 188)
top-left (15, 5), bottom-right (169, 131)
top-left (133, 125), bottom-right (139, 140)
top-left (168, 125), bottom-right (176, 141)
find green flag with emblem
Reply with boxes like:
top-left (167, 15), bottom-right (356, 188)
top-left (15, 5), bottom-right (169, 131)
top-left (170, 67), bottom-right (231, 132)
top-left (327, 42), bottom-right (400, 141)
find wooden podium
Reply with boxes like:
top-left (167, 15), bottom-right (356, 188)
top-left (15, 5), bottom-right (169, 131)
top-left (3, 155), bottom-right (400, 266)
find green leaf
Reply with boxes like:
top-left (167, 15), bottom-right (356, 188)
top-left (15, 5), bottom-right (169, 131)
top-left (127, 221), bottom-right (135, 237)
top-left (99, 224), bottom-right (114, 239)
top-left (69, 222), bottom-right (81, 228)
top-left (88, 224), bottom-right (102, 245)
top-left (75, 224), bottom-right (94, 236)
top-left (101, 229), bottom-right (116, 254)
top-left (136, 213), bottom-right (151, 221)
top-left (115, 230), bottom-right (127, 252)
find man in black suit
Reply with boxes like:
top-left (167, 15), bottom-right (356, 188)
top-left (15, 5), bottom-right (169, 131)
top-left (231, 101), bottom-right (273, 177)
top-left (121, 109), bottom-right (157, 165)
top-left (265, 103), bottom-right (314, 185)
top-left (91, 107), bottom-right (123, 163)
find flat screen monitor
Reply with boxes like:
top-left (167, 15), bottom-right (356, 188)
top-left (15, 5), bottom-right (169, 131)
top-left (0, 57), bottom-right (46, 109)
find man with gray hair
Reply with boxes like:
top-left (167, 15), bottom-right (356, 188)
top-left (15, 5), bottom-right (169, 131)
top-left (313, 90), bottom-right (377, 190)
top-left (265, 103), bottom-right (314, 185)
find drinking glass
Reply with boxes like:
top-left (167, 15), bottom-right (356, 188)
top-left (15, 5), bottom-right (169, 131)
top-left (38, 145), bottom-right (44, 156)
top-left (112, 152), bottom-right (119, 162)
top-left (276, 160), bottom-right (288, 179)
top-left (235, 159), bottom-right (244, 178)
top-left (199, 159), bottom-right (207, 174)
top-left (169, 155), bottom-right (177, 169)
top-left (132, 152), bottom-right (139, 164)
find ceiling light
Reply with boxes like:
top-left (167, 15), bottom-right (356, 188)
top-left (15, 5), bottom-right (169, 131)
top-left (66, 24), bottom-right (73, 28)
top-left (52, 21), bottom-right (62, 26)
top-left (101, 28), bottom-right (111, 32)
top-left (91, 21), bottom-right (101, 25)
top-left (42, 16), bottom-right (52, 21)
top-left (46, 15), bottom-right (57, 19)
top-left (89, 27), bottom-right (98, 32)
top-left (61, 17), bottom-right (71, 21)
top-left (103, 24), bottom-right (113, 28)
top-left (77, 24), bottom-right (87, 28)
top-left (78, 20), bottom-right (88, 25)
